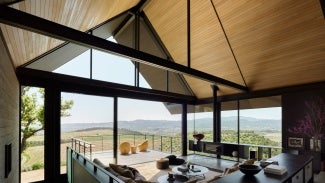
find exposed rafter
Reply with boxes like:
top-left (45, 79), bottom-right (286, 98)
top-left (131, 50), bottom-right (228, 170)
top-left (0, 6), bottom-right (248, 92)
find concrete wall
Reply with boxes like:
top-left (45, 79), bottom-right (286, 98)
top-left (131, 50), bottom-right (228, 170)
top-left (0, 34), bottom-right (19, 182)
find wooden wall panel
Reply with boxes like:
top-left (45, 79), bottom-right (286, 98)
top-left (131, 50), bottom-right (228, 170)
top-left (0, 0), bottom-right (139, 67)
top-left (0, 32), bottom-right (19, 183)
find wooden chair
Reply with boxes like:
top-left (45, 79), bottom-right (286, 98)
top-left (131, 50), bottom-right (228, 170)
top-left (119, 142), bottom-right (131, 155)
top-left (138, 140), bottom-right (148, 152)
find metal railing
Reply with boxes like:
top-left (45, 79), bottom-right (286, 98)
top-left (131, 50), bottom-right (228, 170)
top-left (71, 137), bottom-right (95, 160)
top-left (72, 134), bottom-right (182, 156)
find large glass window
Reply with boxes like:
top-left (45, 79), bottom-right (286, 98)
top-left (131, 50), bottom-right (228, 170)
top-left (117, 98), bottom-right (182, 165)
top-left (220, 96), bottom-right (282, 159)
top-left (92, 37), bottom-right (135, 86)
top-left (60, 93), bottom-right (114, 173)
top-left (239, 97), bottom-right (282, 158)
top-left (20, 86), bottom-right (44, 183)
top-left (53, 49), bottom-right (91, 78)
top-left (221, 101), bottom-right (238, 144)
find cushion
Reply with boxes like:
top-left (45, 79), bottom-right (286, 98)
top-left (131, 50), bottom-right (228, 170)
top-left (134, 172), bottom-right (146, 182)
top-left (117, 175), bottom-right (136, 183)
top-left (165, 155), bottom-right (177, 161)
top-left (109, 163), bottom-right (135, 179)
top-left (93, 158), bottom-right (107, 169)
top-left (165, 155), bottom-right (185, 165)
top-left (104, 167), bottom-right (119, 177)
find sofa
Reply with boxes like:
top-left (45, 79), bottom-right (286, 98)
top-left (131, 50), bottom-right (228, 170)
top-left (93, 158), bottom-right (153, 183)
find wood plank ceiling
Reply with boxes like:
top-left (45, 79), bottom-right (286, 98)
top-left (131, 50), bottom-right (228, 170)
top-left (144, 0), bottom-right (325, 98)
top-left (0, 0), bottom-right (324, 99)
top-left (0, 0), bottom-right (139, 67)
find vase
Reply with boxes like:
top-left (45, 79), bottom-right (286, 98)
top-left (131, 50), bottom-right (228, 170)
top-left (310, 137), bottom-right (321, 152)
top-left (193, 134), bottom-right (204, 141)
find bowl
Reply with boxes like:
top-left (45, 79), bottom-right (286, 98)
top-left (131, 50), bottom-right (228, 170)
top-left (239, 164), bottom-right (262, 176)
top-left (193, 134), bottom-right (205, 141)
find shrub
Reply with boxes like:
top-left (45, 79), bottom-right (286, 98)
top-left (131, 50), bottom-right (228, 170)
top-left (32, 163), bottom-right (44, 170)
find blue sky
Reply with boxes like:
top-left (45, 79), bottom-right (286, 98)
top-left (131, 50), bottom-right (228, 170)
top-left (54, 38), bottom-right (281, 123)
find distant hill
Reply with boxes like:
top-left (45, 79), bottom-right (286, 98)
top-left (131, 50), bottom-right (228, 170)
top-left (62, 116), bottom-right (281, 135)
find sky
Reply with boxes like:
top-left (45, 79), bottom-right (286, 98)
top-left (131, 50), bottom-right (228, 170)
top-left (53, 37), bottom-right (281, 123)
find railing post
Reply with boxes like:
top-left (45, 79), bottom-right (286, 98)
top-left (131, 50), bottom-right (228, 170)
top-left (83, 141), bottom-right (86, 157)
top-left (170, 137), bottom-right (173, 154)
top-left (90, 144), bottom-right (93, 160)
top-left (152, 135), bottom-right (154, 150)
top-left (71, 138), bottom-right (73, 149)
top-left (78, 141), bottom-right (81, 153)
top-left (102, 136), bottom-right (104, 152)
top-left (161, 136), bottom-right (163, 152)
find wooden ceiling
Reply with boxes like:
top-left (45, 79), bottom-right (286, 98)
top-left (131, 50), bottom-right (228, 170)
top-left (0, 0), bottom-right (139, 67)
top-left (144, 0), bottom-right (325, 98)
top-left (0, 0), bottom-right (324, 99)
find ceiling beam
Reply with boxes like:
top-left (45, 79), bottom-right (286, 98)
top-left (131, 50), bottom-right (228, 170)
top-left (0, 0), bottom-right (22, 6)
top-left (17, 67), bottom-right (197, 104)
top-left (0, 6), bottom-right (249, 92)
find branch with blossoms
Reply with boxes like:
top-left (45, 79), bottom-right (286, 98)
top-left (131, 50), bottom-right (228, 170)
top-left (288, 96), bottom-right (325, 139)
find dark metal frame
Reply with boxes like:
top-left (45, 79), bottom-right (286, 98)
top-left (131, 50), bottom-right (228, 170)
top-left (0, 6), bottom-right (248, 92)
top-left (17, 67), bottom-right (196, 104)
top-left (197, 81), bottom-right (325, 104)
top-left (320, 0), bottom-right (325, 18)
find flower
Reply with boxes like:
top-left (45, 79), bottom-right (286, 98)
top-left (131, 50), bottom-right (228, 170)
top-left (288, 96), bottom-right (325, 140)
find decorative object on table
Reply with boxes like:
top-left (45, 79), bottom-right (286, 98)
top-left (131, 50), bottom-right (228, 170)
top-left (264, 164), bottom-right (287, 175)
top-left (238, 164), bottom-right (262, 176)
top-left (259, 160), bottom-right (276, 168)
top-left (232, 150), bottom-right (238, 157)
top-left (190, 167), bottom-right (201, 173)
top-left (287, 137), bottom-right (304, 148)
top-left (193, 133), bottom-right (205, 141)
top-left (173, 174), bottom-right (189, 182)
top-left (288, 96), bottom-right (324, 152)
top-left (177, 165), bottom-right (189, 173)
top-left (310, 136), bottom-right (321, 152)
top-left (167, 172), bottom-right (175, 181)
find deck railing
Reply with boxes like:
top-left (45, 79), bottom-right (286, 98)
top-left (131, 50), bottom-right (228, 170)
top-left (71, 134), bottom-right (182, 155)
top-left (71, 137), bottom-right (95, 160)
top-left (70, 134), bottom-right (281, 161)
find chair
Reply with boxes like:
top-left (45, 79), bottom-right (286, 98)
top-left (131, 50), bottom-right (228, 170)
top-left (138, 140), bottom-right (148, 152)
top-left (119, 142), bottom-right (131, 155)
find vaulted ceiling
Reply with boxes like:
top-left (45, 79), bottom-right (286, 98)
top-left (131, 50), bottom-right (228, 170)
top-left (0, 0), bottom-right (324, 99)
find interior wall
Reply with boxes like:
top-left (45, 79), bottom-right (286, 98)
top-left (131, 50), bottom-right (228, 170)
top-left (0, 34), bottom-right (19, 182)
top-left (282, 89), bottom-right (325, 156)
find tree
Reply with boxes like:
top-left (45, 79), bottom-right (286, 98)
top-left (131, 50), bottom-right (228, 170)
top-left (21, 87), bottom-right (73, 152)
